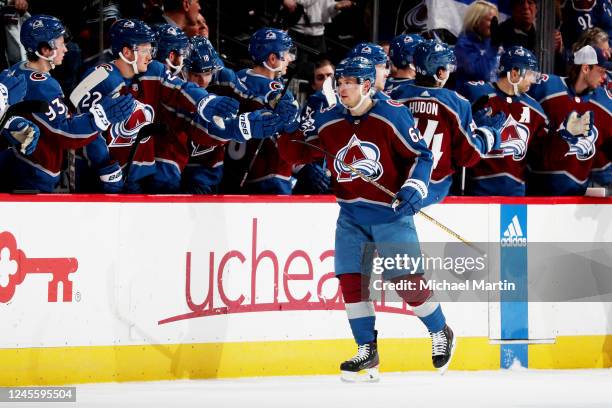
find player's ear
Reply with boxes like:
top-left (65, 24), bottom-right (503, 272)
top-left (436, 67), bottom-right (446, 80)
top-left (268, 53), bottom-right (278, 67)
top-left (581, 64), bottom-right (590, 75)
top-left (122, 46), bottom-right (133, 59)
top-left (183, 0), bottom-right (191, 12)
top-left (39, 44), bottom-right (53, 57)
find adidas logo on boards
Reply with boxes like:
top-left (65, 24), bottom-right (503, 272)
top-left (501, 215), bottom-right (527, 247)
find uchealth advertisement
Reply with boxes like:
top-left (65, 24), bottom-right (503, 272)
top-left (0, 200), bottom-right (492, 349)
top-left (0, 199), bottom-right (611, 351)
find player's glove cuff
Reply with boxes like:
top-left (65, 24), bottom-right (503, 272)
top-left (474, 126), bottom-right (500, 153)
top-left (238, 113), bottom-right (253, 141)
top-left (0, 83), bottom-right (8, 118)
top-left (90, 103), bottom-right (111, 131)
top-left (197, 94), bottom-right (216, 122)
top-left (401, 178), bottom-right (428, 199)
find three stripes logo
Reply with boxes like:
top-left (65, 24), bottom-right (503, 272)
top-left (501, 215), bottom-right (527, 247)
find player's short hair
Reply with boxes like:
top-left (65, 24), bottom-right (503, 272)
top-left (415, 73), bottom-right (441, 87)
top-left (314, 58), bottom-right (334, 71)
top-left (163, 0), bottom-right (194, 12)
top-left (462, 0), bottom-right (498, 34)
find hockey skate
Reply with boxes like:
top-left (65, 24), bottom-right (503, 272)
top-left (430, 324), bottom-right (456, 374)
top-left (340, 331), bottom-right (380, 382)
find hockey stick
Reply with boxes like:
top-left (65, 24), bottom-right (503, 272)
top-left (122, 123), bottom-right (167, 191)
top-left (239, 67), bottom-right (296, 189)
top-left (69, 66), bottom-right (109, 107)
top-left (291, 139), bottom-right (478, 248)
top-left (0, 100), bottom-right (49, 131)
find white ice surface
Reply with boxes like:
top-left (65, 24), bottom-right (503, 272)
top-left (8, 369), bottom-right (612, 408)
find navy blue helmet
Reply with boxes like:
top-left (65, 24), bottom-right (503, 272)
top-left (349, 42), bottom-right (388, 66)
top-left (335, 56), bottom-right (376, 85)
top-left (248, 28), bottom-right (295, 65)
top-left (154, 24), bottom-right (190, 61)
top-left (185, 36), bottom-right (223, 73)
top-left (389, 34), bottom-right (424, 69)
top-left (20, 15), bottom-right (66, 53)
top-left (413, 40), bottom-right (456, 77)
top-left (498, 46), bottom-right (539, 76)
top-left (110, 19), bottom-right (157, 57)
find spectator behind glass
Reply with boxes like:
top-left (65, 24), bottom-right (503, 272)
top-left (279, 0), bottom-right (353, 77)
top-left (454, 0), bottom-right (500, 95)
top-left (184, 12), bottom-right (208, 37)
top-left (1, 0), bottom-right (30, 69)
top-left (146, 0), bottom-right (200, 32)
top-left (497, 0), bottom-right (538, 50)
top-left (497, 0), bottom-right (564, 59)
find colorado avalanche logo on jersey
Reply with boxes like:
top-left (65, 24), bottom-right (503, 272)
top-left (334, 135), bottom-right (383, 182)
top-left (269, 81), bottom-right (283, 91)
top-left (108, 101), bottom-right (155, 147)
top-left (565, 127), bottom-right (598, 161)
top-left (489, 115), bottom-right (530, 161)
top-left (29, 72), bottom-right (47, 82)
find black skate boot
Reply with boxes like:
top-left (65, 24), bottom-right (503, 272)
top-left (340, 331), bottom-right (380, 382)
top-left (430, 324), bottom-right (456, 374)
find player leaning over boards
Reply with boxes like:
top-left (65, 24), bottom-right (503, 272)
top-left (461, 46), bottom-right (549, 196)
top-left (149, 27), bottom-right (284, 193)
top-left (527, 45), bottom-right (612, 195)
top-left (6, 15), bottom-right (135, 193)
top-left (278, 57), bottom-right (455, 381)
top-left (384, 34), bottom-right (424, 95)
top-left (222, 28), bottom-right (299, 194)
top-left (0, 70), bottom-right (40, 157)
top-left (391, 40), bottom-right (504, 205)
top-left (75, 19), bottom-right (240, 193)
top-left (348, 42), bottom-right (390, 100)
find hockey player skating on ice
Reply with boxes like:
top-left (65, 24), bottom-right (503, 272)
top-left (7, 15), bottom-right (135, 192)
top-left (527, 45), bottom-right (612, 195)
top-left (384, 34), bottom-right (423, 96)
top-left (461, 46), bottom-right (549, 196)
top-left (391, 40), bottom-right (504, 205)
top-left (0, 69), bottom-right (40, 156)
top-left (278, 57), bottom-right (455, 381)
